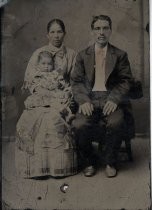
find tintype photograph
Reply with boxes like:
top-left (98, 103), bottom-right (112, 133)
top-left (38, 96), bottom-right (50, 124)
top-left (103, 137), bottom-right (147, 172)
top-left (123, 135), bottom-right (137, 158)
top-left (1, 0), bottom-right (151, 209)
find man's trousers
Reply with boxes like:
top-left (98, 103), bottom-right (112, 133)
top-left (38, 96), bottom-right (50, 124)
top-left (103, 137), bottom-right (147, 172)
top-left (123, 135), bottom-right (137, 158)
top-left (72, 91), bottom-right (125, 167)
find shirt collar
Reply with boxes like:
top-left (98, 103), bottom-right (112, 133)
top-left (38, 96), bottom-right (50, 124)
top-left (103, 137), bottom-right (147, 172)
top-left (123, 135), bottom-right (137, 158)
top-left (95, 43), bottom-right (107, 55)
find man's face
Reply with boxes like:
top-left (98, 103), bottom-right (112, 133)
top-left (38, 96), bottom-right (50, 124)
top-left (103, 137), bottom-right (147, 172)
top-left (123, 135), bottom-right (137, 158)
top-left (92, 19), bottom-right (111, 47)
top-left (47, 23), bottom-right (65, 48)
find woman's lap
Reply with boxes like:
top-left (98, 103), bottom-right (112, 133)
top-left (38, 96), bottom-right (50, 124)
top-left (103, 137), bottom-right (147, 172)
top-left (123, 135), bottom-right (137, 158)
top-left (15, 107), bottom-right (78, 178)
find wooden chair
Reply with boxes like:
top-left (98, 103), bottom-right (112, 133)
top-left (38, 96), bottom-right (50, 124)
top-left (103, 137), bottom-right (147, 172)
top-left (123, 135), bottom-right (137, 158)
top-left (121, 79), bottom-right (143, 161)
top-left (119, 137), bottom-right (133, 161)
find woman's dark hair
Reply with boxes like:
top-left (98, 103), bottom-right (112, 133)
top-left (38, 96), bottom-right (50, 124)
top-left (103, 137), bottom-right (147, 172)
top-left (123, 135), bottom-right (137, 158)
top-left (91, 15), bottom-right (112, 30)
top-left (47, 19), bottom-right (66, 33)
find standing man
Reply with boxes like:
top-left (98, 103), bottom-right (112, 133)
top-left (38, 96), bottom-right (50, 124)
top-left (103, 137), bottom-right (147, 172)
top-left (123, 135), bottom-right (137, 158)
top-left (71, 15), bottom-right (134, 178)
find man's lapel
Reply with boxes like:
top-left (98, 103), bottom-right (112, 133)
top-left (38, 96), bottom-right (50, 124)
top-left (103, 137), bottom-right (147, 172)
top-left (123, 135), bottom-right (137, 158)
top-left (105, 43), bottom-right (117, 83)
top-left (85, 45), bottom-right (95, 86)
top-left (84, 43), bottom-right (117, 86)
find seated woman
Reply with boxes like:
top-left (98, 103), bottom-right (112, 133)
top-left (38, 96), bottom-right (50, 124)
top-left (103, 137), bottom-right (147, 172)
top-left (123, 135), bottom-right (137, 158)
top-left (15, 19), bottom-right (77, 179)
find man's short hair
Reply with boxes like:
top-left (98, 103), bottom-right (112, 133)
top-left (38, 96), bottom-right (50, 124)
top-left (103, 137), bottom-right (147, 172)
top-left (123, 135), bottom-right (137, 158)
top-left (91, 15), bottom-right (112, 30)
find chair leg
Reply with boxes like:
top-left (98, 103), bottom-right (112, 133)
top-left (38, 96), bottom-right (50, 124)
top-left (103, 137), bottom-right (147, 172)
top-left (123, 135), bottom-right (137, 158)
top-left (125, 138), bottom-right (133, 161)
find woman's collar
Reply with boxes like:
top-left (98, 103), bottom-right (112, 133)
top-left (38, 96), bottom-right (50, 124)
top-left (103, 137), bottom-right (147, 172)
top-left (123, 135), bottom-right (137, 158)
top-left (48, 43), bottom-right (66, 53)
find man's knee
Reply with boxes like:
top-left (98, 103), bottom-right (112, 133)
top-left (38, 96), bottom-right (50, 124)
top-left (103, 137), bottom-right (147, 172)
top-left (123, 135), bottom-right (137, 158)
top-left (106, 109), bottom-right (124, 131)
top-left (72, 114), bottom-right (93, 147)
top-left (72, 113), bottom-right (92, 131)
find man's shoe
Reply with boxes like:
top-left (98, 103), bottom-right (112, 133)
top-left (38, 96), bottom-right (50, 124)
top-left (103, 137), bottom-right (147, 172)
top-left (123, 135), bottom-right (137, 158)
top-left (105, 165), bottom-right (117, 178)
top-left (83, 166), bottom-right (96, 177)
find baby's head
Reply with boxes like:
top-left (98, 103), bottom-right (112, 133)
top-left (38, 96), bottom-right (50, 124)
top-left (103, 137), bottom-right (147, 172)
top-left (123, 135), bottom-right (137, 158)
top-left (37, 51), bottom-right (54, 72)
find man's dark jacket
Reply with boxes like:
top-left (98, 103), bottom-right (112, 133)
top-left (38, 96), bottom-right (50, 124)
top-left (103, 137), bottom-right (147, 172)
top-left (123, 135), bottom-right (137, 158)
top-left (71, 43), bottom-right (135, 138)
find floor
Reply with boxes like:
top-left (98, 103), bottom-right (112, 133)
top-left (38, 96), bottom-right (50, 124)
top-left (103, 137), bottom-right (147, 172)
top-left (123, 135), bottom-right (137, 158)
top-left (2, 136), bottom-right (151, 210)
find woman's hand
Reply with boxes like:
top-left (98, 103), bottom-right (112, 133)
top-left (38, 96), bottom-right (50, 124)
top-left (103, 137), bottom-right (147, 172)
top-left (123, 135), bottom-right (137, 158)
top-left (24, 99), bottom-right (33, 109)
top-left (26, 145), bottom-right (34, 155)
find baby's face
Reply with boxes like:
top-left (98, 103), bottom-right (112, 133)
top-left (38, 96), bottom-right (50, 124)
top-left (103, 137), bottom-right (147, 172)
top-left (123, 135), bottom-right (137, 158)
top-left (38, 56), bottom-right (54, 72)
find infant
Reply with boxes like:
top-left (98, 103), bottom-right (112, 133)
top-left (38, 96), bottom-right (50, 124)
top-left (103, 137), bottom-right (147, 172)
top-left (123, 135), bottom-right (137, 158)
top-left (24, 51), bottom-right (74, 124)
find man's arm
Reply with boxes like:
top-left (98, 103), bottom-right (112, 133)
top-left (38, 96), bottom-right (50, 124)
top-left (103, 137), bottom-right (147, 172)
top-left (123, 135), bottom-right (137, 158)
top-left (70, 53), bottom-right (91, 104)
top-left (107, 52), bottom-right (133, 105)
top-left (70, 53), bottom-right (94, 116)
top-left (103, 52), bottom-right (133, 116)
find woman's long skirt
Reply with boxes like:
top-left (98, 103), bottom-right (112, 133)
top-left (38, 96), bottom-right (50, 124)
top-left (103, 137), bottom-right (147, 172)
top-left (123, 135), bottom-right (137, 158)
top-left (15, 107), bottom-right (78, 178)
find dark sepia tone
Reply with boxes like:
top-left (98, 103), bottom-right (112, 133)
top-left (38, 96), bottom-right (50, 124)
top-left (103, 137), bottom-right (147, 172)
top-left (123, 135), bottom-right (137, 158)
top-left (1, 0), bottom-right (150, 210)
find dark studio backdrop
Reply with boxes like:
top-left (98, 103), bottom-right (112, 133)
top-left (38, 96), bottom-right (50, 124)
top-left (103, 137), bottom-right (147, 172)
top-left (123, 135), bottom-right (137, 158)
top-left (1, 0), bottom-right (149, 139)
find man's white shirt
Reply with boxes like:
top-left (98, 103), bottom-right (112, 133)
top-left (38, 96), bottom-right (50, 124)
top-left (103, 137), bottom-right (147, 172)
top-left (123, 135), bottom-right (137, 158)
top-left (92, 44), bottom-right (107, 91)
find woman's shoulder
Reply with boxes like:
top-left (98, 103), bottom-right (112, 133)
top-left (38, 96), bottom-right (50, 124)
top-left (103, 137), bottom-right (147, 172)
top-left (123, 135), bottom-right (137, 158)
top-left (64, 46), bottom-right (76, 57)
top-left (64, 47), bottom-right (77, 63)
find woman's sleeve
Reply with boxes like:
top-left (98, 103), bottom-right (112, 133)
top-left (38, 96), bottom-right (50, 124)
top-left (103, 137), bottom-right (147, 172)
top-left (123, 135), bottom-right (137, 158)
top-left (28, 77), bottom-right (41, 94)
top-left (70, 50), bottom-right (77, 72)
top-left (23, 50), bottom-right (40, 91)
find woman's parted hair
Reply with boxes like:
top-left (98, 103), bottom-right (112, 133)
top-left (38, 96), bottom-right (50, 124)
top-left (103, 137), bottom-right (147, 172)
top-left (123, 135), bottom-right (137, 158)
top-left (47, 19), bottom-right (66, 33)
top-left (91, 15), bottom-right (112, 30)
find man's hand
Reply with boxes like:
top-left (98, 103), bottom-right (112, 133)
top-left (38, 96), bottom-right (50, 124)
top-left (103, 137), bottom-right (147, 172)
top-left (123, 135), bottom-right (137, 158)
top-left (79, 102), bottom-right (94, 116)
top-left (103, 101), bottom-right (117, 116)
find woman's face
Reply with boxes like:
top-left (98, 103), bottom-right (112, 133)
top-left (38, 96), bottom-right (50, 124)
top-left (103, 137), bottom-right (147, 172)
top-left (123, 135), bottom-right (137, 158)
top-left (47, 23), bottom-right (65, 48)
